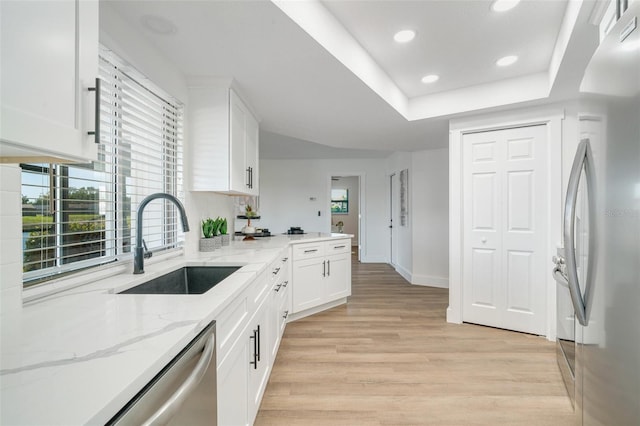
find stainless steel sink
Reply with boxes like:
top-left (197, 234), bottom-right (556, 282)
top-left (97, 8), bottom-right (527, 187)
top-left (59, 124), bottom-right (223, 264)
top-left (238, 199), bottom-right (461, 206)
top-left (119, 266), bottom-right (241, 295)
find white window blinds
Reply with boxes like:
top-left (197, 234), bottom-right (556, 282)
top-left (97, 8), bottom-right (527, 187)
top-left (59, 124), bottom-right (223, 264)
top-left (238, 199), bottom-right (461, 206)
top-left (21, 48), bottom-right (184, 285)
top-left (98, 50), bottom-right (185, 253)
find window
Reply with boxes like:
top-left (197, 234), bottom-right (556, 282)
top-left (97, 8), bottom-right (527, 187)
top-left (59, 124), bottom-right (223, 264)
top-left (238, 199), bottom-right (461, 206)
top-left (21, 48), bottom-right (184, 286)
top-left (331, 189), bottom-right (349, 214)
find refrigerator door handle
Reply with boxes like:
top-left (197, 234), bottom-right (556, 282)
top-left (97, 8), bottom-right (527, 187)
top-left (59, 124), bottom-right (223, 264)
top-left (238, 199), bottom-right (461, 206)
top-left (564, 138), bottom-right (597, 326)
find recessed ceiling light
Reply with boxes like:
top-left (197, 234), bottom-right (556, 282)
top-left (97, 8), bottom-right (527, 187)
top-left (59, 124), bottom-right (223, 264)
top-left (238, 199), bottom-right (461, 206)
top-left (394, 30), bottom-right (416, 43)
top-left (140, 15), bottom-right (177, 35)
top-left (496, 55), bottom-right (518, 67)
top-left (421, 74), bottom-right (439, 84)
top-left (491, 0), bottom-right (521, 12)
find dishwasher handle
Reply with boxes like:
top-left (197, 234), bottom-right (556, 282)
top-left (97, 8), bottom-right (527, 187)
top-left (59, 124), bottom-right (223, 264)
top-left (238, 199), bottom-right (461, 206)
top-left (142, 333), bottom-right (215, 426)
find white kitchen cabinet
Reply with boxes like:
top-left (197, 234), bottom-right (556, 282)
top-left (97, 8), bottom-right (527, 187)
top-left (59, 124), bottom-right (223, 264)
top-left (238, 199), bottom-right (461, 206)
top-left (292, 239), bottom-right (352, 315)
top-left (325, 251), bottom-right (351, 301)
top-left (189, 82), bottom-right (259, 195)
top-left (217, 331), bottom-right (250, 426)
top-left (248, 298), bottom-right (270, 424)
top-left (269, 253), bottom-right (291, 361)
top-left (0, 0), bottom-right (99, 163)
top-left (292, 256), bottom-right (325, 313)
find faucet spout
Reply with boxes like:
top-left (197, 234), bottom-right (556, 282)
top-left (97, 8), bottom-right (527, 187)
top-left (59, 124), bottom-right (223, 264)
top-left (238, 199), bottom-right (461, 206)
top-left (134, 193), bottom-right (190, 274)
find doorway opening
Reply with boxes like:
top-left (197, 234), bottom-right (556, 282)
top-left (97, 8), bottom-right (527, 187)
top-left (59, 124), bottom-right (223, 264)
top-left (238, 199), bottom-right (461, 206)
top-left (330, 175), bottom-right (361, 261)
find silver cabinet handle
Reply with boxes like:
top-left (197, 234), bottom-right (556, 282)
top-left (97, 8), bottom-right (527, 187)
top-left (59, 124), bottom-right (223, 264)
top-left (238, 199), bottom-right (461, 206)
top-left (304, 249), bottom-right (318, 253)
top-left (334, 245), bottom-right (346, 249)
top-left (142, 333), bottom-right (215, 426)
top-left (322, 260), bottom-right (326, 277)
top-left (327, 259), bottom-right (330, 276)
top-left (564, 138), bottom-right (597, 326)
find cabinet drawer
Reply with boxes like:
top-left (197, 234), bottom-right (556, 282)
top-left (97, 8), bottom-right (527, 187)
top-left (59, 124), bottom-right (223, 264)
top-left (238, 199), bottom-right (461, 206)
top-left (292, 242), bottom-right (325, 260)
top-left (326, 239), bottom-right (351, 255)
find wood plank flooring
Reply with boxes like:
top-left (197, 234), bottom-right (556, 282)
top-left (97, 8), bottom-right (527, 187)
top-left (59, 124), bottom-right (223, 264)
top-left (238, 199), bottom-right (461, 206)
top-left (255, 257), bottom-right (573, 425)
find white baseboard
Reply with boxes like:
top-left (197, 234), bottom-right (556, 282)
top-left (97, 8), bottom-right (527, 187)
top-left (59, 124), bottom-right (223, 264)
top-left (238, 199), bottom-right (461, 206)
top-left (446, 306), bottom-right (462, 324)
top-left (411, 274), bottom-right (449, 289)
top-left (393, 264), bottom-right (412, 283)
top-left (360, 255), bottom-right (387, 263)
top-left (287, 297), bottom-right (348, 322)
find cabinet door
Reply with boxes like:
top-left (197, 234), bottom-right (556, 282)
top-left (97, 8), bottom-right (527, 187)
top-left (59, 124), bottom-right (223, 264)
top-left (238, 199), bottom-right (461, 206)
top-left (248, 301), bottom-right (270, 424)
top-left (217, 333), bottom-right (250, 426)
top-left (245, 111), bottom-right (259, 195)
top-left (268, 284), bottom-right (281, 363)
top-left (0, 0), bottom-right (98, 162)
top-left (325, 252), bottom-right (352, 301)
top-left (230, 89), bottom-right (247, 193)
top-left (292, 257), bottom-right (324, 313)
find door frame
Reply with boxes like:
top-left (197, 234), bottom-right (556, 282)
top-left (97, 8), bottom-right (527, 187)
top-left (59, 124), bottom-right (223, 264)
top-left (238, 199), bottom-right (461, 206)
top-left (448, 108), bottom-right (564, 341)
top-left (327, 172), bottom-right (365, 261)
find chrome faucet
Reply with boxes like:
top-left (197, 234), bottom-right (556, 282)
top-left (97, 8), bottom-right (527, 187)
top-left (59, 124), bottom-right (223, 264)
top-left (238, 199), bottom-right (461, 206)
top-left (134, 193), bottom-right (190, 274)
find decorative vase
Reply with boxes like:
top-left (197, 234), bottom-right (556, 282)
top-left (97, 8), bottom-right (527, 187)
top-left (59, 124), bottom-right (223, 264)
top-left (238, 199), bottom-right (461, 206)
top-left (199, 238), bottom-right (217, 252)
top-left (221, 234), bottom-right (230, 246)
top-left (242, 217), bottom-right (255, 234)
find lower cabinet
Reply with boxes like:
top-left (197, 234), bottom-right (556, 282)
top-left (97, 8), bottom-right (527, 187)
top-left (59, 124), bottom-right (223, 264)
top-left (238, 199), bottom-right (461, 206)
top-left (217, 332), bottom-right (250, 426)
top-left (248, 298), bottom-right (270, 424)
top-left (217, 248), bottom-right (290, 426)
top-left (216, 240), bottom-right (348, 425)
top-left (292, 239), bottom-right (351, 314)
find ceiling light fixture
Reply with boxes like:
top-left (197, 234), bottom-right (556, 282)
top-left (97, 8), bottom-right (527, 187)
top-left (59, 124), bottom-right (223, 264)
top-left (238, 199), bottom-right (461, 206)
top-left (496, 55), bottom-right (518, 67)
top-left (394, 30), bottom-right (416, 43)
top-left (491, 0), bottom-right (521, 12)
top-left (421, 74), bottom-right (439, 84)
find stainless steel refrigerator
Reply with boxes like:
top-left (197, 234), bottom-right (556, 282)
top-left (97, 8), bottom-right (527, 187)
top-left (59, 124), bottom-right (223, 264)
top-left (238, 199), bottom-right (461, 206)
top-left (553, 1), bottom-right (640, 424)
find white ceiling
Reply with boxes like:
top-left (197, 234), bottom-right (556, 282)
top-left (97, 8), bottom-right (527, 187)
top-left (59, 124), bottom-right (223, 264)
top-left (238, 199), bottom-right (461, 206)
top-left (322, 0), bottom-right (568, 98)
top-left (104, 0), bottom-right (598, 156)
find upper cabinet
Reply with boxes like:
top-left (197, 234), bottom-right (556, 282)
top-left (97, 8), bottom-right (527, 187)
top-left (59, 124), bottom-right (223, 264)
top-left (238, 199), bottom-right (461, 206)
top-left (189, 81), bottom-right (260, 195)
top-left (0, 0), bottom-right (100, 163)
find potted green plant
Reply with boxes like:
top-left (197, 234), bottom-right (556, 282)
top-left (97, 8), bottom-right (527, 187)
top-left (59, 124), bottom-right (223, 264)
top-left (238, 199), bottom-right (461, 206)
top-left (200, 218), bottom-right (217, 252)
top-left (212, 217), bottom-right (223, 249)
top-left (220, 217), bottom-right (230, 246)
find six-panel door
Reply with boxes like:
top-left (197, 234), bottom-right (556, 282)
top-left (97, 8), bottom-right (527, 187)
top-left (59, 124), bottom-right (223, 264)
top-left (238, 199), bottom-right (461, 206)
top-left (462, 125), bottom-right (548, 335)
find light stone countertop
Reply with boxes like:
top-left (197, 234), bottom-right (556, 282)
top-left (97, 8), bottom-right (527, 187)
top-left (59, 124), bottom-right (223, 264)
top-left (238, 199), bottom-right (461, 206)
top-left (0, 233), bottom-right (351, 425)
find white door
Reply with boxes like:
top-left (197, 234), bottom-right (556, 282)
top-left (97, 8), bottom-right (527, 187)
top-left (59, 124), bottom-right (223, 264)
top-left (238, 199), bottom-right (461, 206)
top-left (462, 125), bottom-right (548, 335)
top-left (390, 173), bottom-right (397, 265)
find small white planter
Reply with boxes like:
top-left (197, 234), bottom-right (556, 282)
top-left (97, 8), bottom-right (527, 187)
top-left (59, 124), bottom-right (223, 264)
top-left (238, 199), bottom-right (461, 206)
top-left (221, 234), bottom-right (230, 246)
top-left (213, 235), bottom-right (222, 249)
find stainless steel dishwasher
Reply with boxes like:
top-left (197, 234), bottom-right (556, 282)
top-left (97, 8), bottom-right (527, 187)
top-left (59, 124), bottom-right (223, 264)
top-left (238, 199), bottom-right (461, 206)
top-left (107, 321), bottom-right (217, 425)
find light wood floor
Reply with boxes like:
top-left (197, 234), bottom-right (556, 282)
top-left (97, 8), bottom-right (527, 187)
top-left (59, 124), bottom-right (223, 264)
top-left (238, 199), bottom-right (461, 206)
top-left (255, 258), bottom-right (573, 425)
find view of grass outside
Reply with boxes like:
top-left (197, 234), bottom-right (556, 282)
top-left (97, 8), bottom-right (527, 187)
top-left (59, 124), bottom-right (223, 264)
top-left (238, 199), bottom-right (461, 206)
top-left (21, 164), bottom-right (108, 274)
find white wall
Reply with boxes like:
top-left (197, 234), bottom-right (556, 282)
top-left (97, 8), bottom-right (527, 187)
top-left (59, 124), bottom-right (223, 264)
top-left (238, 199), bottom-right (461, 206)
top-left (260, 158), bottom-right (388, 262)
top-left (331, 176), bottom-right (359, 246)
top-left (411, 148), bottom-right (449, 288)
